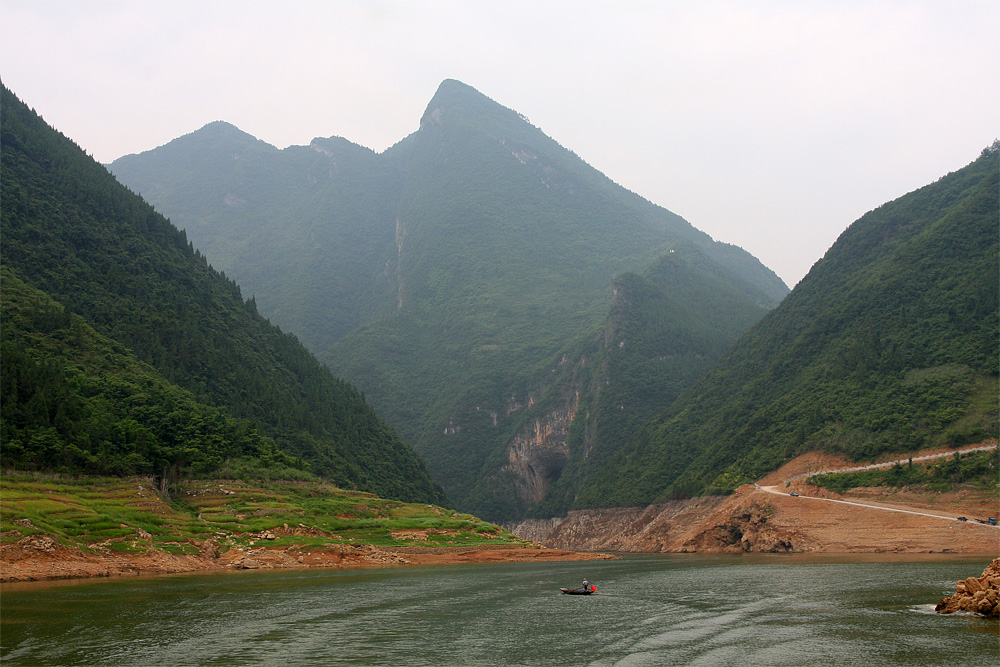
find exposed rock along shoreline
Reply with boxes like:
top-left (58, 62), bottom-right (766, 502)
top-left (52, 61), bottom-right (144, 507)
top-left (935, 558), bottom-right (1000, 617)
top-left (507, 485), bottom-right (998, 556)
top-left (507, 448), bottom-right (998, 556)
top-left (4, 449), bottom-right (996, 585)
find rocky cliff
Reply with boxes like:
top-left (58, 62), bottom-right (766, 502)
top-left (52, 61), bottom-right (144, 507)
top-left (499, 392), bottom-right (579, 506)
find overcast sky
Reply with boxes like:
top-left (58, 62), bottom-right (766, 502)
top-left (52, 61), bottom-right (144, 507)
top-left (2, 0), bottom-right (997, 287)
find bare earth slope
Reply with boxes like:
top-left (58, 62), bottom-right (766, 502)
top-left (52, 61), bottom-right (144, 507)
top-left (510, 444), bottom-right (999, 555)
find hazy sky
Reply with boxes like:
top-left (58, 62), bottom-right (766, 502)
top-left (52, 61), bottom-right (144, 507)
top-left (2, 0), bottom-right (997, 287)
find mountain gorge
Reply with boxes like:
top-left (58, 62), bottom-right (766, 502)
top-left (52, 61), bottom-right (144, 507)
top-left (110, 79), bottom-right (788, 520)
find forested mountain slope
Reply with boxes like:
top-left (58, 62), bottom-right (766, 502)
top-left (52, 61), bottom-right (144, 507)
top-left (489, 242), bottom-right (785, 519)
top-left (109, 121), bottom-right (402, 349)
top-left (578, 144), bottom-right (1000, 508)
top-left (99, 78), bottom-right (997, 520)
top-left (0, 85), bottom-right (447, 505)
top-left (110, 80), bottom-right (787, 520)
top-left (324, 81), bottom-right (786, 519)
top-left (111, 81), bottom-right (787, 518)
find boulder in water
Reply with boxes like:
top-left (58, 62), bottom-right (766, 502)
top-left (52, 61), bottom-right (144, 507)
top-left (935, 558), bottom-right (1000, 617)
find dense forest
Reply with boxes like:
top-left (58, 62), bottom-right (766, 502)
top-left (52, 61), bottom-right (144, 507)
top-left (0, 84), bottom-right (448, 506)
top-left (110, 79), bottom-right (787, 520)
top-left (2, 268), bottom-right (306, 482)
top-left (577, 143), bottom-right (1000, 508)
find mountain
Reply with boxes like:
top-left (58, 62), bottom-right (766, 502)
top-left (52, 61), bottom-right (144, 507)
top-left (110, 79), bottom-right (788, 520)
top-left (108, 121), bottom-right (403, 350)
top-left (477, 241), bottom-right (789, 520)
top-left (578, 143), bottom-right (1000, 507)
top-left (0, 84), bottom-right (448, 506)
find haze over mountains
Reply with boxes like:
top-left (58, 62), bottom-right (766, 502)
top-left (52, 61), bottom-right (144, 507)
top-left (109, 79), bottom-right (998, 522)
top-left (110, 79), bottom-right (789, 520)
top-left (4, 76), bottom-right (991, 530)
top-left (1, 84), bottom-right (447, 506)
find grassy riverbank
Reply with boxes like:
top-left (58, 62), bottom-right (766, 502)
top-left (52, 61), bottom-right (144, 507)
top-left (0, 473), bottom-right (527, 558)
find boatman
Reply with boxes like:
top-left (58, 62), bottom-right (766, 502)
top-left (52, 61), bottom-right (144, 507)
top-left (582, 578), bottom-right (590, 592)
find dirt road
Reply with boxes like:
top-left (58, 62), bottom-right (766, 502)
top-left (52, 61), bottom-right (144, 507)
top-left (758, 484), bottom-right (999, 527)
top-left (781, 444), bottom-right (999, 483)
top-left (514, 442), bottom-right (1000, 554)
top-left (758, 443), bottom-right (999, 528)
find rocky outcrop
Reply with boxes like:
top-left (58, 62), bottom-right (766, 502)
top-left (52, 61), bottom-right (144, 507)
top-left (509, 497), bottom-right (729, 552)
top-left (514, 495), bottom-right (797, 554)
top-left (678, 499), bottom-right (796, 553)
top-left (935, 559), bottom-right (1000, 617)
top-left (506, 517), bottom-right (565, 544)
top-left (498, 393), bottom-right (579, 506)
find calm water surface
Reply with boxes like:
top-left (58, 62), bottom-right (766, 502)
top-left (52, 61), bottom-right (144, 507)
top-left (1, 555), bottom-right (997, 666)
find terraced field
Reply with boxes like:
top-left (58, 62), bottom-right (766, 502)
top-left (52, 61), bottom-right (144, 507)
top-left (0, 474), bottom-right (525, 563)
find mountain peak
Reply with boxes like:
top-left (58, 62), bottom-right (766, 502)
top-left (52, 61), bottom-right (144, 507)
top-left (199, 119), bottom-right (242, 133)
top-left (190, 120), bottom-right (273, 148)
top-left (420, 79), bottom-right (521, 132)
top-left (427, 78), bottom-right (487, 106)
top-left (110, 120), bottom-right (275, 167)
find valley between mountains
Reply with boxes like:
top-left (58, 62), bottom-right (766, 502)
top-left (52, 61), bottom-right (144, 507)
top-left (2, 78), bottom-right (997, 576)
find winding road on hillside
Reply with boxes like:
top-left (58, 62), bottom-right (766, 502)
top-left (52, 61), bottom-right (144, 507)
top-left (756, 444), bottom-right (1000, 528)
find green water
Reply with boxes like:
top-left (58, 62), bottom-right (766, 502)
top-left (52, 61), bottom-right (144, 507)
top-left (1, 555), bottom-right (996, 666)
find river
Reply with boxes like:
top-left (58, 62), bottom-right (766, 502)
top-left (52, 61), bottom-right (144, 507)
top-left (1, 555), bottom-right (996, 666)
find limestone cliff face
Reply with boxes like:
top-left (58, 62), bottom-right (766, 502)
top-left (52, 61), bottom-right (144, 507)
top-left (498, 392), bottom-right (580, 506)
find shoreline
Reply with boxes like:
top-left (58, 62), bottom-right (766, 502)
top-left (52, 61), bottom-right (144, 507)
top-left (4, 547), bottom-right (995, 592)
top-left (0, 538), bottom-right (617, 586)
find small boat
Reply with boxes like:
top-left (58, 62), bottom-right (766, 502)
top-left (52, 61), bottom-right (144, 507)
top-left (560, 587), bottom-right (594, 595)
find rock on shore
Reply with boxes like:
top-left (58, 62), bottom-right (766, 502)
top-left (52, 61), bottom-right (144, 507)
top-left (935, 558), bottom-right (1000, 617)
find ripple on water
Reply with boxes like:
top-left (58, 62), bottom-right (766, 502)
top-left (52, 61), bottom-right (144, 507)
top-left (2, 557), bottom-right (997, 666)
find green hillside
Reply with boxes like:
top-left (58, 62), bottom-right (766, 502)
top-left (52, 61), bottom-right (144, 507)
top-left (109, 122), bottom-right (402, 350)
top-left (0, 474), bottom-right (520, 562)
top-left (579, 144), bottom-right (1000, 507)
top-left (2, 267), bottom-right (305, 481)
top-left (110, 79), bottom-right (787, 520)
top-left (475, 242), bottom-right (779, 519)
top-left (0, 85), bottom-right (447, 506)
